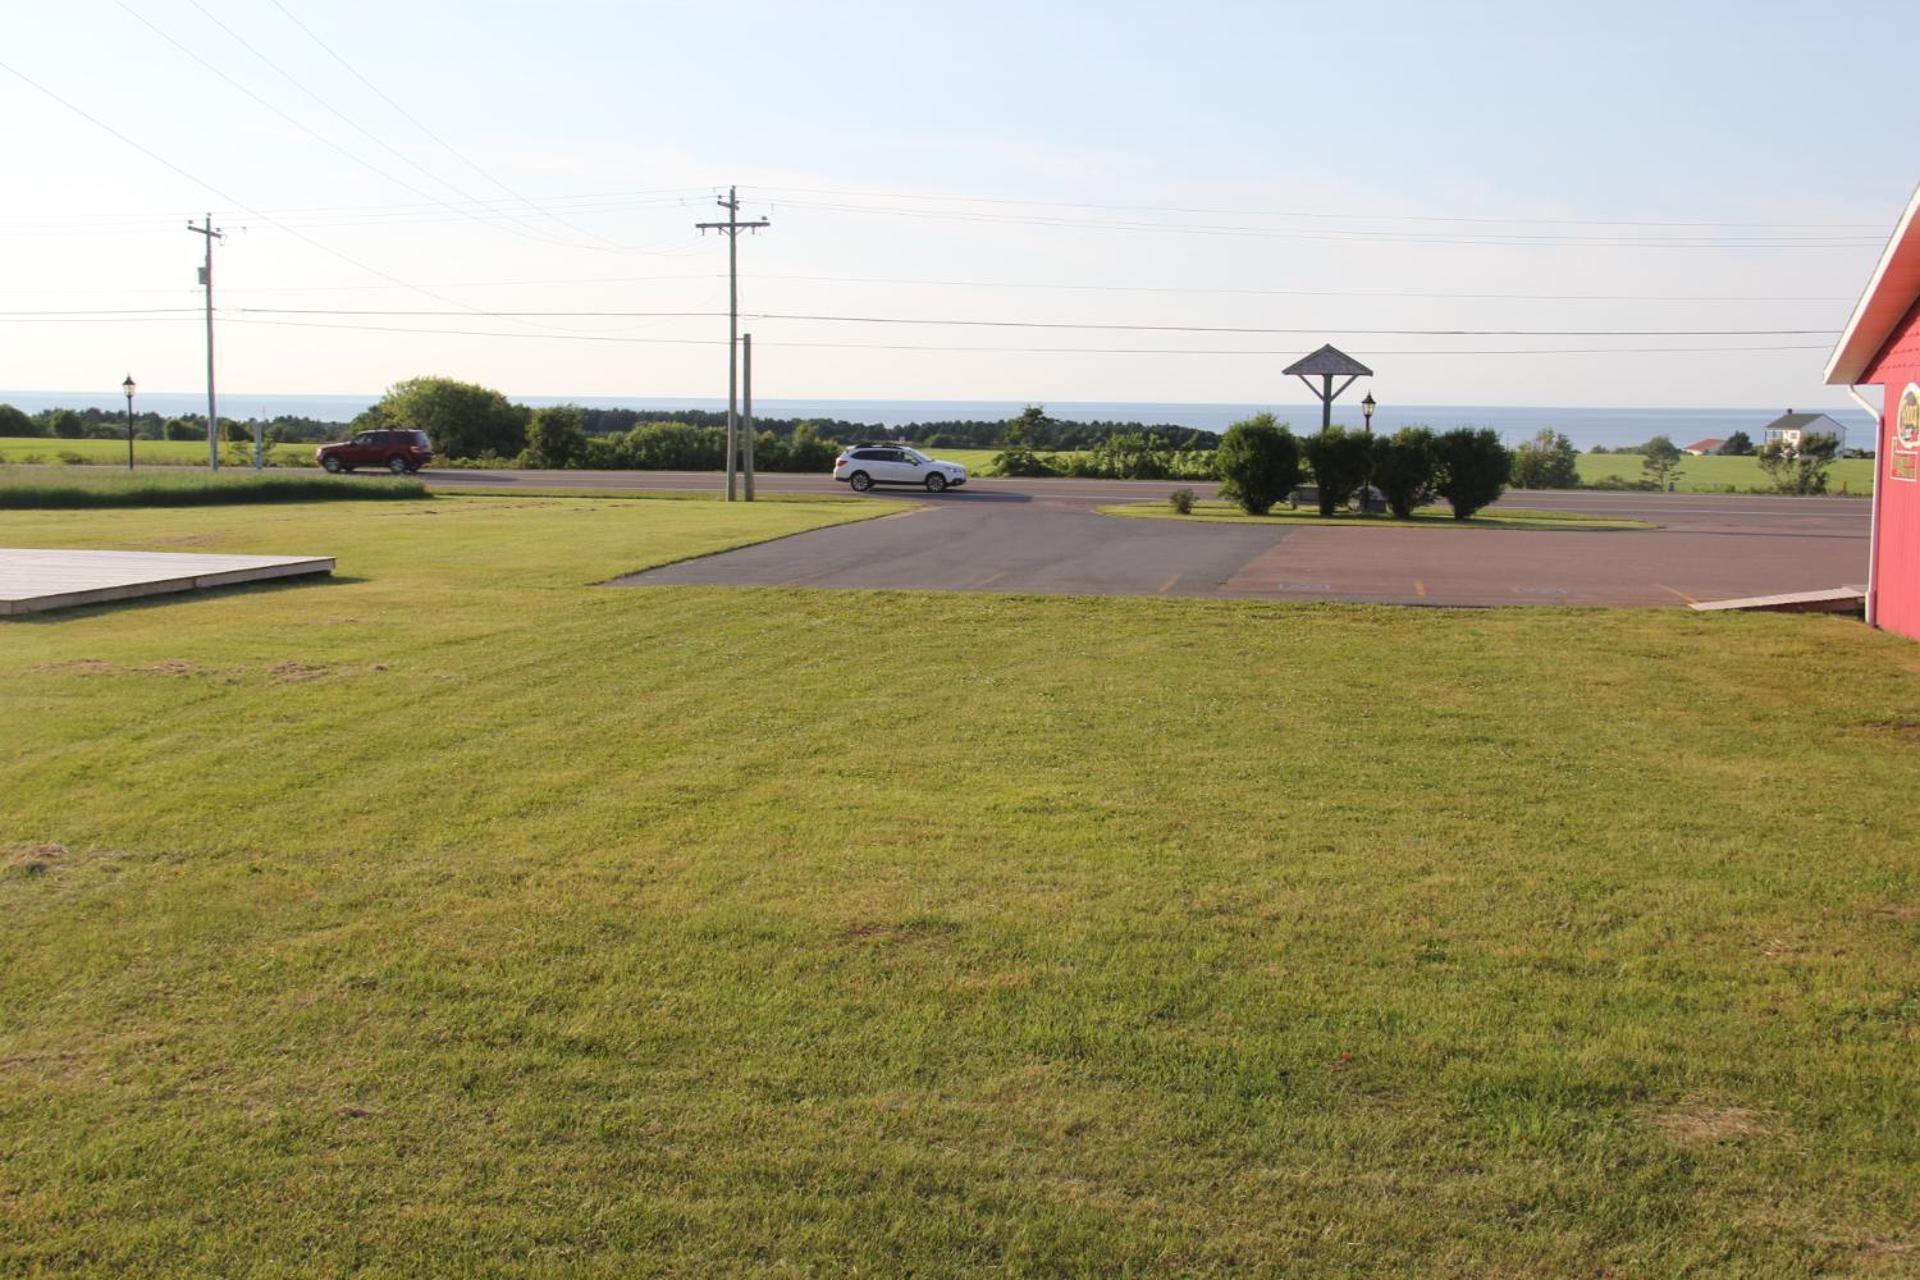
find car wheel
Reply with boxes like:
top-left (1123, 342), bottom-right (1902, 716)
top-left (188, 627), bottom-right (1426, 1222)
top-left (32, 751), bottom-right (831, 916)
top-left (387, 456), bottom-right (409, 475)
top-left (924, 473), bottom-right (947, 493)
top-left (849, 471), bottom-right (873, 492)
top-left (322, 456), bottom-right (343, 473)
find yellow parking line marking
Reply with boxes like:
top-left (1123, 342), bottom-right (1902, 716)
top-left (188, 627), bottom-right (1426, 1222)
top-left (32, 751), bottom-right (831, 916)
top-left (1656, 583), bottom-right (1699, 605)
top-left (1157, 572), bottom-right (1182, 594)
top-left (1414, 579), bottom-right (1428, 598)
top-left (973, 571), bottom-right (1006, 588)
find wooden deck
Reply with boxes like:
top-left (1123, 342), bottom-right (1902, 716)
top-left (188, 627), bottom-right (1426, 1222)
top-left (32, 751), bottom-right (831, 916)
top-left (0, 548), bottom-right (334, 616)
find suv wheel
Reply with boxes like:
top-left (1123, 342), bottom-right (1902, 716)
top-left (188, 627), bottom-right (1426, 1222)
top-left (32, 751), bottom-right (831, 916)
top-left (388, 456), bottom-right (410, 475)
top-left (924, 473), bottom-right (947, 493)
top-left (848, 471), bottom-right (873, 492)
top-left (322, 456), bottom-right (343, 474)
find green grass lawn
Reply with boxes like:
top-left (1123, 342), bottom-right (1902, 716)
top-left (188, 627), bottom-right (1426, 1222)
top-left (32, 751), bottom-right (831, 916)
top-left (1575, 452), bottom-right (1876, 495)
top-left (1102, 500), bottom-right (1652, 531)
top-left (2, 496), bottom-right (1916, 1276)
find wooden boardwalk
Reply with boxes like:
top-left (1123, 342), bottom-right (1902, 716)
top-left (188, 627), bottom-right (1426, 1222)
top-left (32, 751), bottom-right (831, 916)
top-left (0, 548), bottom-right (334, 616)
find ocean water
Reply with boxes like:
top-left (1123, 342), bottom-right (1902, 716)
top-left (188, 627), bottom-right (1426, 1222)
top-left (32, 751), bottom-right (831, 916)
top-left (0, 390), bottom-right (1875, 453)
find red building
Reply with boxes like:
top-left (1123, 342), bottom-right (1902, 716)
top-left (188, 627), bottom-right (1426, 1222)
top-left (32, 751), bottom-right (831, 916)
top-left (1826, 184), bottom-right (1920, 641)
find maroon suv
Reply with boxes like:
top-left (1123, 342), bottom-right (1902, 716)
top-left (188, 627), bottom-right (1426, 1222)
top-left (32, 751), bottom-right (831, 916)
top-left (316, 429), bottom-right (434, 474)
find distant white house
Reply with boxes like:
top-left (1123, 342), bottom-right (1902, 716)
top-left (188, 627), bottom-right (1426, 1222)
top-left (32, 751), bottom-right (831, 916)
top-left (1760, 411), bottom-right (1848, 452)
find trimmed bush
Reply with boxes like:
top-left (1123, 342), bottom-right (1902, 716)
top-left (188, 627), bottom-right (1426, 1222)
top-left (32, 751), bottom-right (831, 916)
top-left (1215, 414), bottom-right (1301, 515)
top-left (1370, 428), bottom-right (1436, 518)
top-left (1302, 426), bottom-right (1373, 516)
top-left (1167, 487), bottom-right (1195, 515)
top-left (1432, 428), bottom-right (1512, 520)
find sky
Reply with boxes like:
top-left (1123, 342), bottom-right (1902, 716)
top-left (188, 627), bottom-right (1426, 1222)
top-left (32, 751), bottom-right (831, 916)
top-left (2, 0), bottom-right (1914, 412)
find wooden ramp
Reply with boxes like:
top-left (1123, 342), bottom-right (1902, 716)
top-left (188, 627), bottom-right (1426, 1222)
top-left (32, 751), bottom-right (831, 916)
top-left (0, 548), bottom-right (334, 616)
top-left (1688, 585), bottom-right (1867, 615)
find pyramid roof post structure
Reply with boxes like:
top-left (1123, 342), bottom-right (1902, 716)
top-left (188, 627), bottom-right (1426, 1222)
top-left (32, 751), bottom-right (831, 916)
top-left (1282, 344), bottom-right (1374, 431)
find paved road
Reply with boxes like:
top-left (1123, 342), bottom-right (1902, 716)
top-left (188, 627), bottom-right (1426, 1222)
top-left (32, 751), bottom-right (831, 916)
top-left (466, 469), bottom-right (1870, 607)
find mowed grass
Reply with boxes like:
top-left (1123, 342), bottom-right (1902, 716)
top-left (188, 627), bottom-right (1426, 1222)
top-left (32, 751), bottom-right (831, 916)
top-left (0, 466), bottom-right (423, 507)
top-left (1, 497), bottom-right (1917, 1277)
top-left (1575, 452), bottom-right (1876, 494)
top-left (1101, 500), bottom-right (1652, 531)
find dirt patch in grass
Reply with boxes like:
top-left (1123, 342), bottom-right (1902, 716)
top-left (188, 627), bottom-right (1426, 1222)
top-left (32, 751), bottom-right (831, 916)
top-left (268, 660), bottom-right (333, 683)
top-left (3, 842), bottom-right (67, 879)
top-left (33, 658), bottom-right (212, 678)
top-left (1650, 1103), bottom-right (1769, 1144)
top-left (1874, 904), bottom-right (1920, 922)
top-left (841, 917), bottom-right (964, 947)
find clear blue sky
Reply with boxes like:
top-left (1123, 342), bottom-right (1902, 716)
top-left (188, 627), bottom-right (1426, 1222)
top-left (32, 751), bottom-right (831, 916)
top-left (3, 0), bottom-right (1914, 410)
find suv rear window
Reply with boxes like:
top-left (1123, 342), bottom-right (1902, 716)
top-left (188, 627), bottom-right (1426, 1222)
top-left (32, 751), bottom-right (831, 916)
top-left (850, 448), bottom-right (886, 460)
top-left (402, 431), bottom-right (430, 447)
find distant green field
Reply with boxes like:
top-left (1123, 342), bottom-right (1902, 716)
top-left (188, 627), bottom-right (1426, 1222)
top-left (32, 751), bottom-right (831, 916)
top-left (1574, 452), bottom-right (1875, 495)
top-left (0, 436), bottom-right (314, 467)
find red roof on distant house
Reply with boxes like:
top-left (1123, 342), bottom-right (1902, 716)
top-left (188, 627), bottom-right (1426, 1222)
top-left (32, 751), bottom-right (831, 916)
top-left (1682, 438), bottom-right (1724, 454)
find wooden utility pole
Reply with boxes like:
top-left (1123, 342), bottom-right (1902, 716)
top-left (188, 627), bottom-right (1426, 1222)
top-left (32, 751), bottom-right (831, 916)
top-left (187, 214), bottom-right (225, 470)
top-left (695, 187), bottom-right (768, 500)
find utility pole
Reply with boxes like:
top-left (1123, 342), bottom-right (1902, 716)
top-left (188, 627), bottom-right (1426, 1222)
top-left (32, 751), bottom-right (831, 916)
top-left (187, 214), bottom-right (225, 470)
top-left (694, 187), bottom-right (768, 500)
top-left (742, 332), bottom-right (754, 501)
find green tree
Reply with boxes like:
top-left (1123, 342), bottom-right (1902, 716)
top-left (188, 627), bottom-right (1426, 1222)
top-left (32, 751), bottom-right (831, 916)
top-left (1510, 428), bottom-right (1580, 488)
top-left (47, 409), bottom-right (84, 439)
top-left (1301, 425), bottom-right (1372, 515)
top-left (524, 404), bottom-right (589, 468)
top-left (1003, 405), bottom-right (1056, 449)
top-left (1719, 430), bottom-right (1754, 456)
top-left (1756, 432), bottom-right (1838, 494)
top-left (0, 403), bottom-right (41, 436)
top-left (164, 417), bottom-right (201, 441)
top-left (369, 377), bottom-right (529, 459)
top-left (1640, 435), bottom-right (1685, 489)
top-left (1370, 427), bottom-right (1436, 518)
top-left (1215, 413), bottom-right (1301, 515)
top-left (1432, 428), bottom-right (1512, 520)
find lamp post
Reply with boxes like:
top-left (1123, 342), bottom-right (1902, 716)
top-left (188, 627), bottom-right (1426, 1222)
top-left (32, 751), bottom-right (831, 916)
top-left (1361, 392), bottom-right (1376, 433)
top-left (121, 374), bottom-right (136, 470)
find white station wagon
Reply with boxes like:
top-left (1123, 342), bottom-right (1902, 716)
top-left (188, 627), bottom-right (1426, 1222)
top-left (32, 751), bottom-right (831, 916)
top-left (832, 445), bottom-right (969, 493)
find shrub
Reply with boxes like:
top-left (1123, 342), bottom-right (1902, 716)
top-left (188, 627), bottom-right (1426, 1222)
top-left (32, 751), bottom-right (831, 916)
top-left (990, 445), bottom-right (1061, 477)
top-left (1431, 428), bottom-right (1511, 520)
top-left (0, 403), bottom-right (41, 437)
top-left (1301, 426), bottom-right (1372, 516)
top-left (1215, 414), bottom-right (1301, 515)
top-left (1370, 427), bottom-right (1436, 518)
top-left (1640, 435), bottom-right (1685, 489)
top-left (1756, 432), bottom-right (1838, 494)
top-left (524, 404), bottom-right (590, 469)
top-left (1510, 428), bottom-right (1580, 489)
top-left (1719, 430), bottom-right (1754, 456)
top-left (1168, 487), bottom-right (1195, 515)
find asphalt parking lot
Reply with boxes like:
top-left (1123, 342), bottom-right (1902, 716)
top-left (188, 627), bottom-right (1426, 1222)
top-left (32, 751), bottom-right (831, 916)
top-left (463, 470), bottom-right (1873, 607)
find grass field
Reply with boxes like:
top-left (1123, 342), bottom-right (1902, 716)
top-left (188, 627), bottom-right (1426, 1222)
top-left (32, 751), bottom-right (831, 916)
top-left (0, 436), bottom-right (319, 467)
top-left (2, 496), bottom-right (1917, 1275)
top-left (1102, 500), bottom-right (1652, 531)
top-left (1575, 453), bottom-right (1876, 495)
top-left (0, 467), bottom-right (423, 507)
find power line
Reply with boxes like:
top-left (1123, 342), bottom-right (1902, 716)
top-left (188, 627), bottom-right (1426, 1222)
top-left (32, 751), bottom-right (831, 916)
top-left (264, 0), bottom-right (650, 253)
top-left (0, 57), bottom-right (598, 340)
top-left (760, 196), bottom-right (1881, 249)
top-left (219, 315), bottom-right (1832, 357)
top-left (223, 306), bottom-right (1837, 337)
top-left (747, 183), bottom-right (1885, 231)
